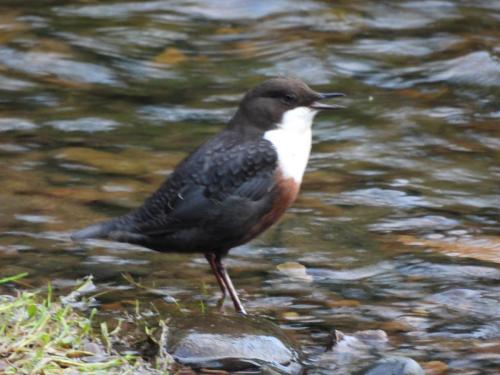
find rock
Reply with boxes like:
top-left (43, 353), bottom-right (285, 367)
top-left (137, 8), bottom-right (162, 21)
top-left (362, 356), bottom-right (424, 375)
top-left (380, 321), bottom-right (413, 333)
top-left (317, 329), bottom-right (389, 374)
top-left (166, 314), bottom-right (302, 374)
top-left (83, 341), bottom-right (105, 356)
top-left (422, 360), bottom-right (448, 375)
top-left (327, 299), bottom-right (361, 308)
top-left (154, 47), bottom-right (187, 65)
top-left (328, 329), bottom-right (388, 357)
top-left (396, 234), bottom-right (500, 264)
top-left (277, 262), bottom-right (313, 282)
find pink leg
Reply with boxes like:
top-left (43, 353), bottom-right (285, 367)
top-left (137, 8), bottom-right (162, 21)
top-left (205, 253), bottom-right (227, 299)
top-left (214, 255), bottom-right (247, 315)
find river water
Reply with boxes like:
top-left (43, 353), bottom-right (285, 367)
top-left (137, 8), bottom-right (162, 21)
top-left (0, 1), bottom-right (499, 374)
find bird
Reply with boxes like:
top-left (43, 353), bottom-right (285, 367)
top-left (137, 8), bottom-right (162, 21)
top-left (72, 77), bottom-right (344, 315)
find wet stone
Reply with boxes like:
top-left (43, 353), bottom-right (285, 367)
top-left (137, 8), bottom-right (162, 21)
top-left (316, 329), bottom-right (390, 374)
top-left (422, 360), bottom-right (448, 375)
top-left (165, 314), bottom-right (302, 374)
top-left (362, 356), bottom-right (424, 375)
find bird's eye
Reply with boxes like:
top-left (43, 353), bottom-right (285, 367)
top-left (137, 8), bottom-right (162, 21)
top-left (282, 93), bottom-right (297, 105)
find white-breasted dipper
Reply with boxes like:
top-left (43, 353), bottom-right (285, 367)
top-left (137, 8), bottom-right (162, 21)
top-left (72, 77), bottom-right (344, 314)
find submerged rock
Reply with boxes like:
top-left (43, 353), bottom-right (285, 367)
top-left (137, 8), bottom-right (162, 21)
top-left (326, 329), bottom-right (389, 360)
top-left (316, 329), bottom-right (390, 374)
top-left (318, 330), bottom-right (423, 375)
top-left (166, 314), bottom-right (302, 374)
top-left (362, 356), bottom-right (424, 375)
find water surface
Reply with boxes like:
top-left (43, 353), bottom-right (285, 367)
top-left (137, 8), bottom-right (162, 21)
top-left (0, 1), bottom-right (499, 374)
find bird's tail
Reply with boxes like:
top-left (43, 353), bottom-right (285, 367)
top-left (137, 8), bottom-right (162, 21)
top-left (71, 219), bottom-right (118, 241)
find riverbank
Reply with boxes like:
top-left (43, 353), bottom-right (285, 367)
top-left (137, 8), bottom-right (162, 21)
top-left (0, 274), bottom-right (170, 374)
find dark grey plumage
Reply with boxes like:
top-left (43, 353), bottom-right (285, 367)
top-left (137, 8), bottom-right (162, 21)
top-left (72, 130), bottom-right (278, 254)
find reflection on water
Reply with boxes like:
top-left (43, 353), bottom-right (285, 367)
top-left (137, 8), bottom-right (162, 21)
top-left (0, 0), bottom-right (499, 373)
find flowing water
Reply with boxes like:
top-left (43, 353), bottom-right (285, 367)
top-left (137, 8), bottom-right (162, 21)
top-left (0, 0), bottom-right (499, 373)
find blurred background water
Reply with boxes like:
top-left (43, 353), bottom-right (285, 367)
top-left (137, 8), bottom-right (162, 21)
top-left (0, 0), bottom-right (499, 373)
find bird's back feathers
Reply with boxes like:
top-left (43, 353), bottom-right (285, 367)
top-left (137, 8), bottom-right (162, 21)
top-left (72, 129), bottom-right (280, 253)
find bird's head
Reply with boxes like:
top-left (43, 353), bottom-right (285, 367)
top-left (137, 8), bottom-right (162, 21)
top-left (229, 77), bottom-right (344, 134)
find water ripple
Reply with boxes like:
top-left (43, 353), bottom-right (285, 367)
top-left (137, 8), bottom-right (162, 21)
top-left (0, 47), bottom-right (119, 85)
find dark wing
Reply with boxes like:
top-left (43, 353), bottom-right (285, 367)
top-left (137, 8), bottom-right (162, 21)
top-left (122, 130), bottom-right (278, 237)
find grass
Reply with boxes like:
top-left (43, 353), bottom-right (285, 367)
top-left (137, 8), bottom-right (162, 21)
top-left (0, 274), bottom-right (171, 374)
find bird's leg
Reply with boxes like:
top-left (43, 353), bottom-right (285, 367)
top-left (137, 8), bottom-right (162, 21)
top-left (205, 253), bottom-right (227, 299)
top-left (215, 255), bottom-right (247, 315)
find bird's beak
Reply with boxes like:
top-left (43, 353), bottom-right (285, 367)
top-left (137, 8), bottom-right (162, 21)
top-left (310, 92), bottom-right (345, 110)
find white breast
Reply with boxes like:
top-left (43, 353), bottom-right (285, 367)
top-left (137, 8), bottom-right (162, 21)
top-left (263, 106), bottom-right (317, 183)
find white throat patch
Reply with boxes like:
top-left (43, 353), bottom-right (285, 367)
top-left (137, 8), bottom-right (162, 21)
top-left (263, 106), bottom-right (317, 183)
